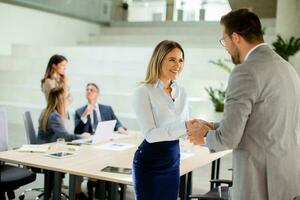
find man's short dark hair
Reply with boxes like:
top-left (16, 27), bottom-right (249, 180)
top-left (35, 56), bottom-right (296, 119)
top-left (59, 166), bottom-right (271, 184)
top-left (220, 8), bottom-right (263, 43)
top-left (86, 83), bottom-right (99, 92)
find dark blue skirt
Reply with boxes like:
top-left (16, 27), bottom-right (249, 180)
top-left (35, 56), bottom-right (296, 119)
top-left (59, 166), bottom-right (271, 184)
top-left (133, 139), bottom-right (180, 200)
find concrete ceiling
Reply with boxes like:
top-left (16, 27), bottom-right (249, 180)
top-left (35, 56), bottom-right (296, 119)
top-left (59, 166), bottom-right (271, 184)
top-left (228, 0), bottom-right (277, 18)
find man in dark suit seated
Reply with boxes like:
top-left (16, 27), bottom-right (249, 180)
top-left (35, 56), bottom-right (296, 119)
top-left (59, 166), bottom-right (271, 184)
top-left (74, 82), bottom-right (126, 135)
top-left (74, 83), bottom-right (127, 200)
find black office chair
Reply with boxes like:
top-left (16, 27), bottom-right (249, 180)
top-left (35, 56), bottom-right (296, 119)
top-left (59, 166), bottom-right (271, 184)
top-left (22, 111), bottom-right (69, 200)
top-left (19, 111), bottom-right (44, 200)
top-left (189, 179), bottom-right (232, 200)
top-left (189, 159), bottom-right (233, 200)
top-left (0, 108), bottom-right (37, 200)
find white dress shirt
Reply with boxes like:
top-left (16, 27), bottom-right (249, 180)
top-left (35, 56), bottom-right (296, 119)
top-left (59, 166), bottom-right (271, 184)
top-left (133, 80), bottom-right (189, 143)
top-left (80, 103), bottom-right (102, 127)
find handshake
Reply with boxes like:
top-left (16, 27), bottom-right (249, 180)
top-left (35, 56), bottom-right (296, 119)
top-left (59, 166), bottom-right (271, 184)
top-left (185, 119), bottom-right (214, 145)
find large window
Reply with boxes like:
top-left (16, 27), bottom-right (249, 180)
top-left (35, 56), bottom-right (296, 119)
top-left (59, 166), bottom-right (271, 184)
top-left (128, 0), bottom-right (167, 21)
top-left (175, 0), bottom-right (231, 21)
top-left (126, 0), bottom-right (231, 22)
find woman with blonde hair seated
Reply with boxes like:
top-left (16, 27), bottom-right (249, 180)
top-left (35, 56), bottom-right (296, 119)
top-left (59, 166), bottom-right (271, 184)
top-left (38, 86), bottom-right (90, 200)
top-left (38, 86), bottom-right (90, 143)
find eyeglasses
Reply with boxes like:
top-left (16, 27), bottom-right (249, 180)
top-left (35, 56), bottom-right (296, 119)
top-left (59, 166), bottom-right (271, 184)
top-left (86, 88), bottom-right (98, 93)
top-left (219, 34), bottom-right (231, 47)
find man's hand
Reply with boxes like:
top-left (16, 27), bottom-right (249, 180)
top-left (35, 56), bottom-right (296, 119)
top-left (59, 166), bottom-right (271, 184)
top-left (82, 104), bottom-right (94, 118)
top-left (117, 127), bottom-right (127, 134)
top-left (186, 119), bottom-right (212, 145)
top-left (82, 132), bottom-right (91, 138)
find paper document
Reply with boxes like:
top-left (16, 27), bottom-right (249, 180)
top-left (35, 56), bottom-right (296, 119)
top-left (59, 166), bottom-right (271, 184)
top-left (111, 133), bottom-right (130, 139)
top-left (18, 144), bottom-right (50, 153)
top-left (95, 142), bottom-right (135, 151)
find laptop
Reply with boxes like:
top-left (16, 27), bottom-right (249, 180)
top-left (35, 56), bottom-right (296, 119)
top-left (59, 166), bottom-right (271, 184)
top-left (69, 120), bottom-right (117, 145)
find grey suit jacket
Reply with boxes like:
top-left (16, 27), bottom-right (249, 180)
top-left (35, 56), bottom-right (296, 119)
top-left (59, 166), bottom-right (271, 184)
top-left (206, 45), bottom-right (300, 200)
top-left (37, 111), bottom-right (81, 144)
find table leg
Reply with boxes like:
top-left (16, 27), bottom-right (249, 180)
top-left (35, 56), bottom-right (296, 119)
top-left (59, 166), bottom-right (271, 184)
top-left (187, 172), bottom-right (193, 196)
top-left (69, 174), bottom-right (76, 200)
top-left (210, 160), bottom-right (216, 189)
top-left (53, 172), bottom-right (62, 200)
top-left (108, 182), bottom-right (118, 200)
top-left (179, 174), bottom-right (187, 200)
top-left (216, 158), bottom-right (221, 179)
top-left (120, 184), bottom-right (127, 200)
top-left (43, 170), bottom-right (52, 200)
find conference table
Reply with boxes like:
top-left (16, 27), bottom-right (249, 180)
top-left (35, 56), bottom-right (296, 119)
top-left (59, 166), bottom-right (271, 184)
top-left (0, 131), bottom-right (231, 200)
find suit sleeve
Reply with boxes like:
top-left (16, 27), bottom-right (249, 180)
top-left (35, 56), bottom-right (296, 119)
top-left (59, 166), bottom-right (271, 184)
top-left (206, 66), bottom-right (258, 152)
top-left (50, 113), bottom-right (81, 141)
top-left (74, 110), bottom-right (86, 134)
top-left (108, 106), bottom-right (125, 131)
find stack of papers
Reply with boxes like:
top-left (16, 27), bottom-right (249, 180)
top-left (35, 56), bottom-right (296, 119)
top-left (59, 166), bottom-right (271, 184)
top-left (18, 144), bottom-right (50, 153)
top-left (111, 133), bottom-right (131, 139)
top-left (95, 142), bottom-right (135, 151)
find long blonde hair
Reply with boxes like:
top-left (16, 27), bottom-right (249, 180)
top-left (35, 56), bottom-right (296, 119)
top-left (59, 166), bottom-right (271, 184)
top-left (143, 40), bottom-right (184, 84)
top-left (41, 86), bottom-right (67, 131)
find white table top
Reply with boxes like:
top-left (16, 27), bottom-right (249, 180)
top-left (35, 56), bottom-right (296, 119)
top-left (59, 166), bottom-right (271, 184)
top-left (0, 131), bottom-right (231, 185)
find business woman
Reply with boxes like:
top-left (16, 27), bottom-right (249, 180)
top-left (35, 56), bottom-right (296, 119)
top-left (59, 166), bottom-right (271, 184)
top-left (37, 86), bottom-right (89, 143)
top-left (37, 86), bottom-right (90, 200)
top-left (41, 54), bottom-right (70, 102)
top-left (132, 40), bottom-right (189, 200)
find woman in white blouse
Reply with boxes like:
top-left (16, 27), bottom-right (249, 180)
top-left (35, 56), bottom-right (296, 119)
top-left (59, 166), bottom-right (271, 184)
top-left (132, 40), bottom-right (196, 200)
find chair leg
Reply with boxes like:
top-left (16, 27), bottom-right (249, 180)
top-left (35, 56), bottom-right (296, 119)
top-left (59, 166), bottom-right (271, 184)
top-left (18, 187), bottom-right (45, 200)
top-left (60, 192), bottom-right (69, 199)
top-left (87, 180), bottom-right (96, 200)
top-left (0, 190), bottom-right (6, 200)
top-left (7, 190), bottom-right (15, 200)
top-left (36, 192), bottom-right (44, 200)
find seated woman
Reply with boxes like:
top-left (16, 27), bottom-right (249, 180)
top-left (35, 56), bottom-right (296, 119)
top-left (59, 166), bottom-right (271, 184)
top-left (37, 86), bottom-right (90, 200)
top-left (38, 86), bottom-right (90, 143)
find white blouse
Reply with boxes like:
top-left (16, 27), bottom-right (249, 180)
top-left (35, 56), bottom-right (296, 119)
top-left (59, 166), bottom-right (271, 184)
top-left (133, 80), bottom-right (189, 143)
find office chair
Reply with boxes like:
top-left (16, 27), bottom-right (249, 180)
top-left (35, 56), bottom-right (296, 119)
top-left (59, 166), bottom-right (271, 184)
top-left (0, 108), bottom-right (36, 200)
top-left (189, 159), bottom-right (232, 200)
top-left (22, 111), bottom-right (69, 200)
top-left (189, 180), bottom-right (232, 200)
top-left (19, 111), bottom-right (44, 199)
top-left (294, 196), bottom-right (300, 200)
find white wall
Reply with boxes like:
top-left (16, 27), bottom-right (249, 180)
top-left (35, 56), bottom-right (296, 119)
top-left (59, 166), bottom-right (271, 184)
top-left (0, 2), bottom-right (101, 55)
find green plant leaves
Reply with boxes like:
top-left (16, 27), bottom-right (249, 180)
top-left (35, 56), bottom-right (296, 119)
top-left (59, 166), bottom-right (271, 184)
top-left (272, 35), bottom-right (300, 61)
top-left (205, 86), bottom-right (225, 112)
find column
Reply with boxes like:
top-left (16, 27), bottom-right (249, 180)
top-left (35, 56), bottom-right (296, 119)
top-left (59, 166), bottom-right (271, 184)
top-left (166, 0), bottom-right (175, 21)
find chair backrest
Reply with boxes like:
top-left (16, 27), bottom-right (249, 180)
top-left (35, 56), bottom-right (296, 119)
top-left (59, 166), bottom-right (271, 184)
top-left (0, 108), bottom-right (8, 152)
top-left (23, 111), bottom-right (37, 144)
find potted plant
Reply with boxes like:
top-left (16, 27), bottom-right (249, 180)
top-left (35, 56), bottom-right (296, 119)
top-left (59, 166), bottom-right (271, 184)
top-left (205, 59), bottom-right (233, 112)
top-left (272, 35), bottom-right (300, 61)
top-left (205, 85), bottom-right (226, 112)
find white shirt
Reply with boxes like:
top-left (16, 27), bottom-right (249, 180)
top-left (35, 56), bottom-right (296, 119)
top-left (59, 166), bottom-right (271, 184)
top-left (244, 43), bottom-right (268, 61)
top-left (80, 103), bottom-right (102, 127)
top-left (133, 80), bottom-right (189, 143)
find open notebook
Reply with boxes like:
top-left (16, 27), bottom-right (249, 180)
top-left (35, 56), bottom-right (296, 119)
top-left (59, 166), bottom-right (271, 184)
top-left (18, 144), bottom-right (50, 153)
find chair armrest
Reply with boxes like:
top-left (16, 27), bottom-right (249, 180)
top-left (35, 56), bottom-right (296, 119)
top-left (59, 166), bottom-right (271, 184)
top-left (210, 179), bottom-right (232, 187)
top-left (189, 194), bottom-right (225, 200)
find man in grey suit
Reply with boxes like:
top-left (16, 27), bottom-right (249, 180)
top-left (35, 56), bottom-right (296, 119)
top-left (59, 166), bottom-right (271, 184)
top-left (187, 9), bottom-right (300, 200)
